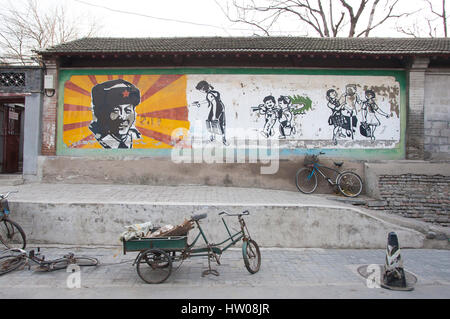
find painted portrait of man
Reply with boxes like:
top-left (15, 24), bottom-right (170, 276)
top-left (89, 79), bottom-right (141, 149)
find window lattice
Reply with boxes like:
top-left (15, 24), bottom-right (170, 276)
top-left (0, 72), bottom-right (25, 87)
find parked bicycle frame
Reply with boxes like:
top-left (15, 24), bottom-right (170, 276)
top-left (295, 152), bottom-right (363, 197)
top-left (0, 247), bottom-right (98, 276)
top-left (188, 210), bottom-right (260, 276)
top-left (123, 210), bottom-right (261, 284)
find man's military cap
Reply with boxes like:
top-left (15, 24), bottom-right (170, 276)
top-left (91, 79), bottom-right (140, 114)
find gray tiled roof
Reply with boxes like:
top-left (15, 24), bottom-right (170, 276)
top-left (39, 37), bottom-right (450, 56)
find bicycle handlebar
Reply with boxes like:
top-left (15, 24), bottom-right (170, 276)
top-left (0, 248), bottom-right (26, 256)
top-left (0, 191), bottom-right (18, 200)
top-left (219, 210), bottom-right (250, 217)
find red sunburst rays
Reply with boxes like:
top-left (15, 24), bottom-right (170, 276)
top-left (139, 106), bottom-right (188, 121)
top-left (140, 74), bottom-right (183, 102)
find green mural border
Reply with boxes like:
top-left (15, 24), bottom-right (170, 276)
top-left (57, 68), bottom-right (407, 159)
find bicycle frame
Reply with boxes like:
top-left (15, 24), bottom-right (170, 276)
top-left (2, 248), bottom-right (45, 266)
top-left (186, 214), bottom-right (249, 258)
top-left (0, 198), bottom-right (11, 221)
top-left (0, 196), bottom-right (23, 248)
top-left (0, 191), bottom-right (18, 221)
top-left (1, 248), bottom-right (97, 273)
top-left (307, 163), bottom-right (340, 185)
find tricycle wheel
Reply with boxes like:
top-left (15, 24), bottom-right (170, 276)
top-left (143, 251), bottom-right (173, 269)
top-left (242, 239), bottom-right (261, 274)
top-left (136, 249), bottom-right (172, 284)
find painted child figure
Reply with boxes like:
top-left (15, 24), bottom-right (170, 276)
top-left (326, 88), bottom-right (346, 144)
top-left (361, 89), bottom-right (389, 141)
top-left (258, 95), bottom-right (278, 138)
top-left (277, 96), bottom-right (295, 139)
top-left (339, 84), bottom-right (360, 139)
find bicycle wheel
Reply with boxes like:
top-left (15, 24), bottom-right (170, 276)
top-left (136, 249), bottom-right (172, 284)
top-left (39, 256), bottom-right (99, 272)
top-left (0, 255), bottom-right (25, 275)
top-left (295, 167), bottom-right (318, 194)
top-left (337, 171), bottom-right (363, 197)
top-left (73, 256), bottom-right (99, 267)
top-left (38, 258), bottom-right (68, 272)
top-left (243, 239), bottom-right (261, 274)
top-left (0, 219), bottom-right (26, 249)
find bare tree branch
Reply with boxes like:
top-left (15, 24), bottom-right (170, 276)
top-left (0, 0), bottom-right (101, 65)
top-left (396, 0), bottom-right (448, 37)
top-left (356, 0), bottom-right (410, 37)
top-left (222, 0), bottom-right (410, 37)
top-left (426, 0), bottom-right (448, 36)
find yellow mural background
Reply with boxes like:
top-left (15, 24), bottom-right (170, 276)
top-left (62, 74), bottom-right (189, 149)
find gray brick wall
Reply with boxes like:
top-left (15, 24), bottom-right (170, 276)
top-left (407, 57), bottom-right (430, 160)
top-left (424, 70), bottom-right (450, 160)
top-left (368, 174), bottom-right (450, 226)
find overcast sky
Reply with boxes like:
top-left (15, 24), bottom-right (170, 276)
top-left (0, 0), bottom-right (444, 38)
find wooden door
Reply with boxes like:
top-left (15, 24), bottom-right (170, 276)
top-left (1, 104), bottom-right (22, 173)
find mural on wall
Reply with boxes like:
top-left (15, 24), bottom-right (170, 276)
top-left (89, 79), bottom-right (141, 149)
top-left (62, 74), bottom-right (189, 149)
top-left (191, 80), bottom-right (228, 146)
top-left (59, 72), bottom-right (402, 153)
top-left (360, 89), bottom-right (390, 141)
top-left (186, 74), bottom-right (400, 149)
top-left (326, 85), bottom-right (359, 144)
top-left (251, 95), bottom-right (312, 139)
top-left (326, 85), bottom-right (391, 144)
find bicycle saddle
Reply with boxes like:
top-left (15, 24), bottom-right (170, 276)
top-left (334, 162), bottom-right (344, 167)
top-left (191, 213), bottom-right (207, 221)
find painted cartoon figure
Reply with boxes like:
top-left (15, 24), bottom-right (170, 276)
top-left (340, 84), bottom-right (362, 114)
top-left (254, 95), bottom-right (278, 138)
top-left (194, 80), bottom-right (228, 146)
top-left (339, 84), bottom-right (360, 138)
top-left (326, 89), bottom-right (346, 145)
top-left (277, 96), bottom-right (295, 139)
top-left (89, 79), bottom-right (141, 149)
top-left (360, 89), bottom-right (389, 141)
top-left (252, 94), bottom-right (311, 139)
top-left (326, 85), bottom-right (360, 144)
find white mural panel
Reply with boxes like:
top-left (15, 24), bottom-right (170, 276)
top-left (187, 74), bottom-right (401, 149)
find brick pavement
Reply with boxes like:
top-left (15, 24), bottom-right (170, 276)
top-left (0, 246), bottom-right (449, 298)
top-left (0, 183), bottom-right (338, 206)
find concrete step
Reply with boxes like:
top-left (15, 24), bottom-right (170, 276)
top-left (2, 183), bottom-right (448, 249)
top-left (0, 174), bottom-right (24, 186)
top-left (325, 195), bottom-right (369, 206)
top-left (11, 200), bottom-right (439, 248)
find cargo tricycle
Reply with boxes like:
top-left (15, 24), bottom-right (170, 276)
top-left (122, 210), bottom-right (261, 284)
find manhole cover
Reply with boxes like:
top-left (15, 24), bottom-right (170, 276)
top-left (357, 264), bottom-right (417, 291)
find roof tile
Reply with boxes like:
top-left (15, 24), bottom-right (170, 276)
top-left (39, 37), bottom-right (450, 56)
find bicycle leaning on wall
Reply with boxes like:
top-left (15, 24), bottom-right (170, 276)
top-left (0, 191), bottom-right (26, 249)
top-left (295, 152), bottom-right (363, 197)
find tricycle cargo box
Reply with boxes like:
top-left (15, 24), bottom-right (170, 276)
top-left (123, 236), bottom-right (188, 254)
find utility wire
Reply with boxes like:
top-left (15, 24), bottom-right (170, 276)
top-left (72, 0), bottom-right (304, 35)
top-left (73, 0), bottom-right (239, 32)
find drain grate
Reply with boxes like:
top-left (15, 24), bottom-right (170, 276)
top-left (357, 264), bottom-right (417, 291)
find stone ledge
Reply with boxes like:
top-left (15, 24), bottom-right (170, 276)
top-left (8, 200), bottom-right (431, 249)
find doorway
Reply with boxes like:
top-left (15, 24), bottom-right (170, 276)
top-left (0, 101), bottom-right (24, 173)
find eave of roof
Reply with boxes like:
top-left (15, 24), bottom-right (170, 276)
top-left (38, 36), bottom-right (450, 57)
